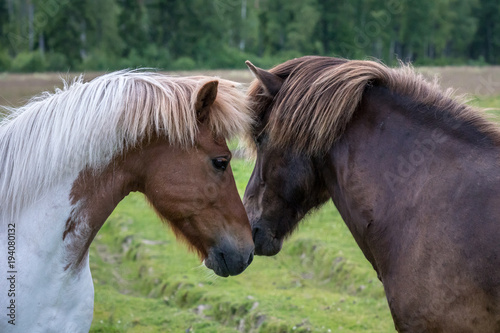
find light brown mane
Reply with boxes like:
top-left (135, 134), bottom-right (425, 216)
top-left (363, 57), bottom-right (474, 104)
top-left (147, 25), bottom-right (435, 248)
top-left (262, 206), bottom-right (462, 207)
top-left (247, 56), bottom-right (500, 155)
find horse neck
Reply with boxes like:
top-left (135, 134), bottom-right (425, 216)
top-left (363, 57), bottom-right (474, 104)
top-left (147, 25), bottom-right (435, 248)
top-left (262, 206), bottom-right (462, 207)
top-left (62, 148), bottom-right (147, 271)
top-left (320, 85), bottom-right (499, 276)
top-left (0, 139), bottom-right (169, 332)
top-left (8, 143), bottom-right (147, 272)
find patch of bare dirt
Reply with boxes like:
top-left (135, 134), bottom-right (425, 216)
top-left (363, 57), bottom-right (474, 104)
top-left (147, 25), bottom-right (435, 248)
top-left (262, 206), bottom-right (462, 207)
top-left (417, 66), bottom-right (500, 97)
top-left (0, 72), bottom-right (101, 108)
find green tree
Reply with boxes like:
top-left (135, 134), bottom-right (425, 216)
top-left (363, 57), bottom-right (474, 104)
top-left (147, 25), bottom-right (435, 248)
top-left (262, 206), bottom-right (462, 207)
top-left (42, 1), bottom-right (86, 68)
top-left (257, 0), bottom-right (320, 55)
top-left (315, 0), bottom-right (361, 58)
top-left (117, 0), bottom-right (149, 56)
top-left (0, 0), bottom-right (8, 51)
top-left (445, 0), bottom-right (479, 60)
top-left (86, 0), bottom-right (123, 54)
top-left (470, 0), bottom-right (500, 63)
top-left (1, 0), bottom-right (500, 71)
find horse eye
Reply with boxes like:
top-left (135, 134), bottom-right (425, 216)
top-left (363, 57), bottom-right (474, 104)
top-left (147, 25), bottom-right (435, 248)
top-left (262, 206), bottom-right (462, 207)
top-left (212, 157), bottom-right (229, 171)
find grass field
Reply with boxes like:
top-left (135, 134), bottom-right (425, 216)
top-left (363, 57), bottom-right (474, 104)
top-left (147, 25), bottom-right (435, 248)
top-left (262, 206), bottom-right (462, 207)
top-left (0, 69), bottom-right (499, 332)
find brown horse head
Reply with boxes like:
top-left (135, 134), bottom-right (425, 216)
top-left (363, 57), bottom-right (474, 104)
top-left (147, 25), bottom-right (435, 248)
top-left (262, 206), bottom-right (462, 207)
top-left (38, 73), bottom-right (256, 277)
top-left (135, 80), bottom-right (255, 276)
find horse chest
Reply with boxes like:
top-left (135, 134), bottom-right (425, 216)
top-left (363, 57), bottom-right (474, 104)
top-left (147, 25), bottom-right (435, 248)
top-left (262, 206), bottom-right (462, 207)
top-left (0, 177), bottom-right (95, 332)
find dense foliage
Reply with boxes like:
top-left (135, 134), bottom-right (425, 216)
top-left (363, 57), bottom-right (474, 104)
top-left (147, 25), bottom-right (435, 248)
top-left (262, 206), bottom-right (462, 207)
top-left (0, 0), bottom-right (499, 72)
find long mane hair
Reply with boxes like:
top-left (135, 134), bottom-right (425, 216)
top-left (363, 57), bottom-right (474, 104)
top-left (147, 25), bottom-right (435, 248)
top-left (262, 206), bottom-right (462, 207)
top-left (0, 70), bottom-right (252, 219)
top-left (248, 56), bottom-right (500, 155)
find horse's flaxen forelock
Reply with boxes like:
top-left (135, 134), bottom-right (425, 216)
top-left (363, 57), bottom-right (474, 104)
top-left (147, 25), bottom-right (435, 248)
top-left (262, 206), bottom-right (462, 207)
top-left (0, 70), bottom-right (252, 219)
top-left (248, 56), bottom-right (500, 156)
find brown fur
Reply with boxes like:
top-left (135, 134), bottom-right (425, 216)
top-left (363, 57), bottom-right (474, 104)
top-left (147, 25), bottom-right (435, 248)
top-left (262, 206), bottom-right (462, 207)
top-left (244, 56), bottom-right (500, 331)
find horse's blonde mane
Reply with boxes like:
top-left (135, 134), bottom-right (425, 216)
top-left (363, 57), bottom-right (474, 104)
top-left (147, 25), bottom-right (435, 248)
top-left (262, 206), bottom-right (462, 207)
top-left (248, 56), bottom-right (500, 155)
top-left (0, 70), bottom-right (252, 218)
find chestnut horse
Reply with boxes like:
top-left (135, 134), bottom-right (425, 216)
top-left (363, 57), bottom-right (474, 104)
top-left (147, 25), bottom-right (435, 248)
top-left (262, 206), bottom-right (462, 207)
top-left (0, 71), bottom-right (254, 332)
top-left (243, 56), bottom-right (500, 332)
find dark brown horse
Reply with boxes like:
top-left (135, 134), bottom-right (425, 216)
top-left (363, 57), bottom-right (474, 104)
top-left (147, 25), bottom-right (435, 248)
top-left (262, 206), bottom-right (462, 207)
top-left (243, 56), bottom-right (500, 332)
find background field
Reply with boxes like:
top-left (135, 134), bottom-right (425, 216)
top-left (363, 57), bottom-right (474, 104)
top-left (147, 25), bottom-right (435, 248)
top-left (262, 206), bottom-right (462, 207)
top-left (1, 68), bottom-right (499, 332)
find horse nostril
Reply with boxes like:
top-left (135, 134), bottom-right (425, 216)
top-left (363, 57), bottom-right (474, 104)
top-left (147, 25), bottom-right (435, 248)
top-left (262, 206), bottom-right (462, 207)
top-left (218, 251), bottom-right (229, 270)
top-left (247, 251), bottom-right (254, 266)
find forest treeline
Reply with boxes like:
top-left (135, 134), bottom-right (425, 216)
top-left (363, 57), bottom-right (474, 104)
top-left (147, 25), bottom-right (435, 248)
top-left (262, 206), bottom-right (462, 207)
top-left (0, 0), bottom-right (499, 72)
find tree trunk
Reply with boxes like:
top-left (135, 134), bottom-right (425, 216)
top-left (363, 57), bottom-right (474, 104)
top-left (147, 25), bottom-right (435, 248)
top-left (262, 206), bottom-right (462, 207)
top-left (28, 0), bottom-right (34, 51)
top-left (39, 32), bottom-right (45, 56)
top-left (239, 0), bottom-right (247, 51)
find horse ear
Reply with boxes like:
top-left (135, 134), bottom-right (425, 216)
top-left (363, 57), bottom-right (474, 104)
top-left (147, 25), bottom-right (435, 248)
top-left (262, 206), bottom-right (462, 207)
top-left (246, 60), bottom-right (283, 97)
top-left (195, 80), bottom-right (219, 122)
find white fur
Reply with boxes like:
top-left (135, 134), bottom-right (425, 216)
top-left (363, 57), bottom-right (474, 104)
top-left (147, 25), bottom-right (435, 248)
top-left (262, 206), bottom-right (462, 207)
top-left (0, 176), bottom-right (94, 333)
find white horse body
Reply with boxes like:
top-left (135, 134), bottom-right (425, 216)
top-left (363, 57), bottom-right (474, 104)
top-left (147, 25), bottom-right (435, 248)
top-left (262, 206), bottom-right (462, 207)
top-left (1, 176), bottom-right (93, 333)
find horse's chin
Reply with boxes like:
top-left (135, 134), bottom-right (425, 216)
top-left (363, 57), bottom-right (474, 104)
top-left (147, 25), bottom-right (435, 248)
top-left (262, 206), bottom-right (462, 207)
top-left (203, 244), bottom-right (254, 277)
top-left (204, 258), bottom-right (230, 277)
top-left (257, 236), bottom-right (283, 256)
top-left (252, 225), bottom-right (284, 256)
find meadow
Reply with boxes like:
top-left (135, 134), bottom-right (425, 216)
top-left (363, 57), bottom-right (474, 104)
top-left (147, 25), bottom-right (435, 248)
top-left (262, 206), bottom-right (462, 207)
top-left (1, 67), bottom-right (499, 333)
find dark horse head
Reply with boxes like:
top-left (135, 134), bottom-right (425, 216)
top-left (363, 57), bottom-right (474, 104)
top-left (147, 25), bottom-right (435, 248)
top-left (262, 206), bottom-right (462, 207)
top-left (242, 57), bottom-right (347, 255)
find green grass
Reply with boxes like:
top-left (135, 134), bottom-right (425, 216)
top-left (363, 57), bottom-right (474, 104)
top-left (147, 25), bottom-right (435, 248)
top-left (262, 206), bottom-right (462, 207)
top-left (89, 159), bottom-right (393, 333)
top-left (470, 95), bottom-right (500, 119)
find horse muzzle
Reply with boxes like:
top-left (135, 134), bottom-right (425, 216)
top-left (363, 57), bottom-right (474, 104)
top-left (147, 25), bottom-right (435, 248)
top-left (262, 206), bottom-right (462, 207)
top-left (252, 224), bottom-right (283, 256)
top-left (204, 242), bottom-right (254, 277)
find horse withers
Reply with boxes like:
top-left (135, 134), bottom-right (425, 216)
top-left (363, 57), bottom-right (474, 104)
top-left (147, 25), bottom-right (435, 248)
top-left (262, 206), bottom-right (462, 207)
top-left (0, 71), bottom-right (254, 332)
top-left (243, 56), bottom-right (500, 332)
